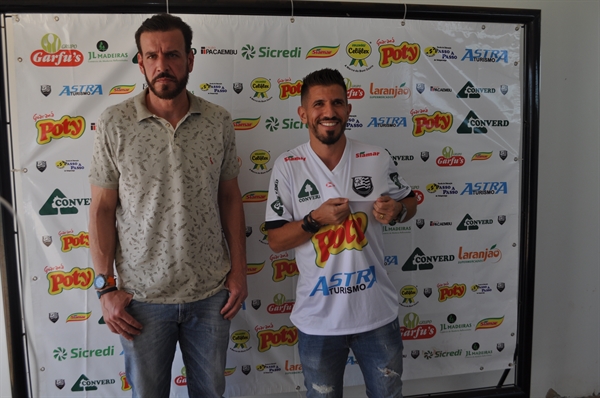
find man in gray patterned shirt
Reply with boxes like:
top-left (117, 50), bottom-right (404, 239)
top-left (89, 14), bottom-right (247, 398)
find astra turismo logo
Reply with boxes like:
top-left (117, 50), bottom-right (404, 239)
top-left (241, 45), bottom-right (255, 60)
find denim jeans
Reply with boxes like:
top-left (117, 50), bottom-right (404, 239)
top-left (298, 318), bottom-right (403, 398)
top-left (120, 290), bottom-right (230, 398)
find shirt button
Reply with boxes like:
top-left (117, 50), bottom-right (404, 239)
top-left (166, 123), bottom-right (171, 127)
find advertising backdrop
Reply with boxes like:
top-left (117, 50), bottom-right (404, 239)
top-left (6, 13), bottom-right (521, 397)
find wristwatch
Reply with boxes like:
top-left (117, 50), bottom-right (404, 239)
top-left (94, 274), bottom-right (117, 290)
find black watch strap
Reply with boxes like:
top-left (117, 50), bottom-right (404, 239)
top-left (97, 286), bottom-right (118, 299)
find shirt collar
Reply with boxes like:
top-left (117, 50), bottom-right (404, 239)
top-left (134, 89), bottom-right (202, 122)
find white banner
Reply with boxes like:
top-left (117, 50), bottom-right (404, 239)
top-left (7, 13), bottom-right (521, 397)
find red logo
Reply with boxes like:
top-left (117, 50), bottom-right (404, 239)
top-left (347, 88), bottom-right (365, 99)
top-left (400, 324), bottom-right (437, 340)
top-left (257, 325), bottom-right (298, 352)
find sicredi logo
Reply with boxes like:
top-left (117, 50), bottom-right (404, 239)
top-left (39, 189), bottom-right (91, 215)
top-left (54, 345), bottom-right (115, 361)
top-left (241, 44), bottom-right (302, 59)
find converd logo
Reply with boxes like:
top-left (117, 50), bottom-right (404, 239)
top-left (39, 189), bottom-right (91, 216)
top-left (71, 374), bottom-right (115, 391)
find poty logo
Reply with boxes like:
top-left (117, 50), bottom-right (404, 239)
top-left (233, 117), bottom-right (261, 131)
top-left (367, 117), bottom-right (407, 128)
top-left (47, 267), bottom-right (94, 295)
top-left (438, 283), bottom-right (467, 302)
top-left (456, 81), bottom-right (496, 98)
top-left (59, 85), bottom-right (102, 96)
top-left (412, 111), bottom-right (453, 137)
top-left (272, 258), bottom-right (299, 282)
top-left (31, 33), bottom-right (83, 67)
top-left (402, 247), bottom-right (454, 271)
top-left (461, 48), bottom-right (508, 63)
top-left (109, 85), bottom-right (136, 95)
top-left (306, 45), bottom-right (340, 59)
top-left (39, 189), bottom-right (91, 215)
top-left (345, 40), bottom-right (373, 71)
top-left (378, 42), bottom-right (420, 68)
top-left (60, 231), bottom-right (89, 252)
top-left (311, 213), bottom-right (368, 268)
top-left (457, 111), bottom-right (509, 134)
top-left (279, 80), bottom-right (303, 100)
top-left (36, 115), bottom-right (85, 145)
top-left (458, 244), bottom-right (502, 264)
top-left (257, 325), bottom-right (298, 352)
top-left (456, 214), bottom-right (493, 231)
top-left (436, 146), bottom-right (465, 167)
top-left (461, 182), bottom-right (508, 195)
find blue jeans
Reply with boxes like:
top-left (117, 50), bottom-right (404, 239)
top-left (120, 290), bottom-right (230, 398)
top-left (298, 318), bottom-right (403, 398)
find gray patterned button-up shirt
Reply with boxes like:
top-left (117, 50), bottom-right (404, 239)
top-left (89, 90), bottom-right (240, 304)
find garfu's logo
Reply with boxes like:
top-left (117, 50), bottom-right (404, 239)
top-left (401, 312), bottom-right (436, 340)
top-left (36, 115), bottom-right (85, 145)
top-left (31, 33), bottom-right (83, 67)
top-left (278, 79), bottom-right (302, 100)
top-left (412, 111), bottom-right (452, 137)
top-left (436, 146), bottom-right (465, 167)
top-left (250, 78), bottom-right (272, 102)
top-left (311, 213), bottom-right (368, 268)
top-left (257, 325), bottom-right (298, 352)
top-left (345, 78), bottom-right (365, 100)
top-left (233, 117), bottom-right (260, 131)
top-left (345, 40), bottom-right (373, 72)
top-left (306, 45), bottom-right (340, 59)
top-left (438, 283), bottom-right (467, 302)
top-left (267, 293), bottom-right (294, 314)
top-left (47, 267), bottom-right (94, 295)
top-left (378, 41), bottom-right (420, 68)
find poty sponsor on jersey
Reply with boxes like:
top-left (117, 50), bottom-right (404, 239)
top-left (31, 33), bottom-right (83, 67)
top-left (278, 78), bottom-right (302, 100)
top-left (461, 48), bottom-right (508, 63)
top-left (411, 110), bottom-right (453, 137)
top-left (257, 325), bottom-right (298, 352)
top-left (402, 247), bottom-right (454, 271)
top-left (367, 117), bottom-right (407, 128)
top-left (461, 182), bottom-right (508, 195)
top-left (306, 45), bottom-right (340, 59)
top-left (378, 40), bottom-right (420, 68)
top-left (59, 85), bottom-right (102, 96)
top-left (311, 213), bottom-right (368, 268)
top-left (36, 115), bottom-right (85, 145)
top-left (345, 40), bottom-right (373, 72)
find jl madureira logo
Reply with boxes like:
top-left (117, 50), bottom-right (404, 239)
top-left (88, 40), bottom-right (128, 62)
top-left (345, 40), bottom-right (373, 72)
top-left (39, 189), bottom-right (91, 215)
top-left (250, 78), bottom-right (272, 102)
top-left (31, 33), bottom-right (83, 67)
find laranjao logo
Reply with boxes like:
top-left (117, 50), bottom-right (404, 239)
top-left (36, 115), bottom-right (85, 145)
top-left (278, 78), bottom-right (302, 100)
top-left (378, 41), bottom-right (420, 68)
top-left (311, 213), bottom-right (368, 268)
top-left (39, 189), bottom-right (91, 216)
top-left (306, 45), bottom-right (340, 59)
top-left (412, 111), bottom-right (453, 137)
top-left (369, 82), bottom-right (410, 99)
top-left (345, 40), bottom-right (373, 72)
top-left (458, 244), bottom-right (502, 264)
top-left (31, 33), bottom-right (83, 67)
top-left (436, 146), bottom-right (465, 167)
top-left (47, 267), bottom-right (94, 295)
top-left (438, 283), bottom-right (467, 302)
top-left (401, 312), bottom-right (437, 340)
top-left (257, 325), bottom-right (298, 352)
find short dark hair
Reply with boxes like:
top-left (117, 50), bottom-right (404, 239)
top-left (135, 13), bottom-right (193, 54)
top-left (300, 68), bottom-right (347, 104)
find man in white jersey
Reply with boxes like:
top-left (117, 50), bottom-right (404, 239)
top-left (264, 68), bottom-right (417, 398)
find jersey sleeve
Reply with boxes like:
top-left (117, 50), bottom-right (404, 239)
top-left (265, 155), bottom-right (295, 223)
top-left (385, 155), bottom-right (412, 201)
top-left (88, 112), bottom-right (120, 190)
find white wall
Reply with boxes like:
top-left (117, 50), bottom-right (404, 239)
top-left (0, 1), bottom-right (598, 398)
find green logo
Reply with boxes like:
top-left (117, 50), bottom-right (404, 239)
top-left (298, 180), bottom-right (320, 201)
top-left (39, 189), bottom-right (91, 215)
top-left (241, 44), bottom-right (255, 60)
top-left (441, 146), bottom-right (454, 158)
top-left (456, 81), bottom-right (480, 99)
top-left (41, 33), bottom-right (61, 53)
top-left (265, 117), bottom-right (279, 132)
top-left (403, 312), bottom-right (419, 329)
top-left (402, 247), bottom-right (434, 271)
top-left (71, 375), bottom-right (98, 391)
top-left (457, 214), bottom-right (477, 230)
top-left (457, 110), bottom-right (487, 134)
top-left (270, 198), bottom-right (284, 216)
top-left (273, 293), bottom-right (286, 305)
top-left (53, 347), bottom-right (67, 361)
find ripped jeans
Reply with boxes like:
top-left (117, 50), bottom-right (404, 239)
top-left (298, 318), bottom-right (403, 398)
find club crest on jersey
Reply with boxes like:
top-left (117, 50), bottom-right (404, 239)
top-left (352, 176), bottom-right (373, 197)
top-left (270, 197), bottom-right (284, 216)
top-left (389, 172), bottom-right (408, 190)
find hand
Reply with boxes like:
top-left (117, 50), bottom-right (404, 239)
top-left (99, 290), bottom-right (142, 341)
top-left (312, 198), bottom-right (350, 226)
top-left (221, 269), bottom-right (248, 320)
top-left (372, 196), bottom-right (399, 224)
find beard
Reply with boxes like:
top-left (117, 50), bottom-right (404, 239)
top-left (144, 70), bottom-right (189, 100)
top-left (310, 117), bottom-right (346, 145)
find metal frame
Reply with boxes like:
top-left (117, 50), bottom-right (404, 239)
top-left (0, 2), bottom-right (540, 397)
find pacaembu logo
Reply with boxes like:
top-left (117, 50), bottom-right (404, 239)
top-left (311, 212), bottom-right (368, 268)
top-left (36, 115), bottom-right (85, 145)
